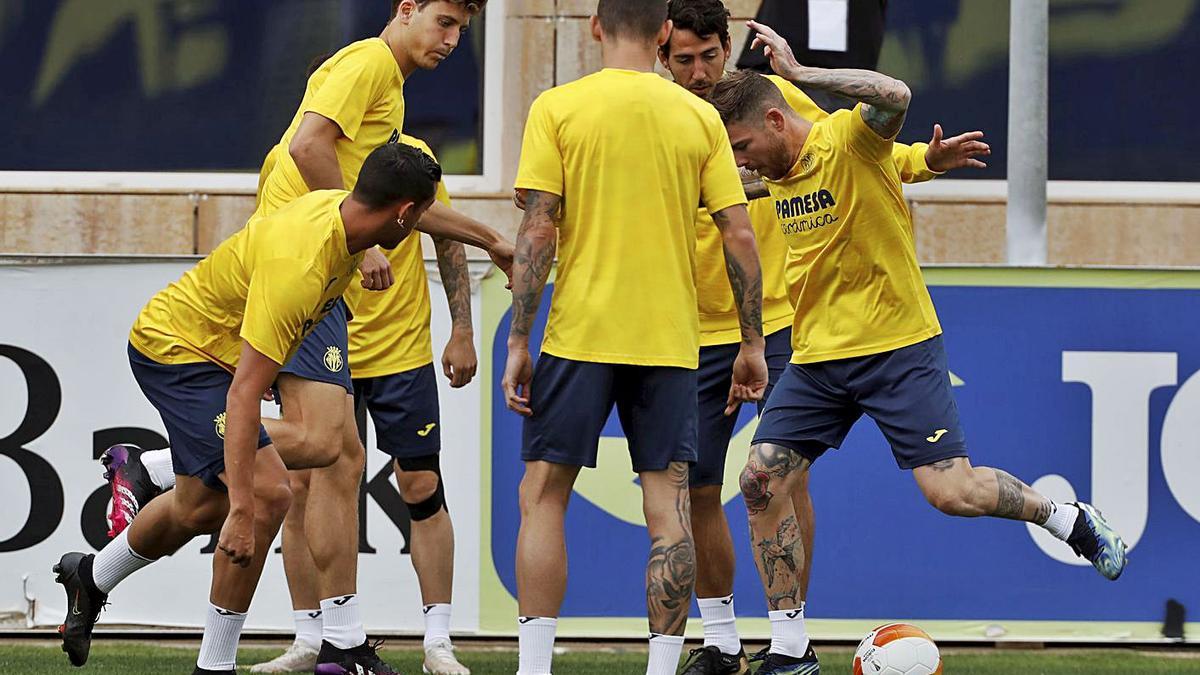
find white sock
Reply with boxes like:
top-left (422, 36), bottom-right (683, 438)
top-left (196, 603), bottom-right (246, 670)
top-left (319, 594), bottom-right (366, 649)
top-left (423, 603), bottom-right (452, 648)
top-left (646, 634), bottom-right (685, 675)
top-left (141, 448), bottom-right (176, 490)
top-left (517, 616), bottom-right (556, 675)
top-left (1041, 502), bottom-right (1078, 542)
top-left (293, 608), bottom-right (323, 650)
top-left (91, 529), bottom-right (155, 593)
top-left (768, 606), bottom-right (810, 658)
top-left (697, 594), bottom-right (741, 655)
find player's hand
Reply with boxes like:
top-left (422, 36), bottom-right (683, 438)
top-left (489, 240), bottom-right (515, 290)
top-left (748, 20), bottom-right (803, 81)
top-left (925, 124), bottom-right (990, 172)
top-left (727, 343), bottom-right (768, 416)
top-left (501, 346), bottom-right (534, 416)
top-left (359, 247), bottom-right (394, 291)
top-left (442, 329), bottom-right (478, 388)
top-left (740, 167), bottom-right (770, 200)
top-left (217, 508), bottom-right (254, 568)
top-left (513, 189), bottom-right (527, 211)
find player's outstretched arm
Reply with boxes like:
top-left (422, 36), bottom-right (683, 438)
top-left (433, 235), bottom-right (478, 388)
top-left (746, 20), bottom-right (911, 139)
top-left (417, 201), bottom-right (515, 283)
top-left (501, 189), bottom-right (560, 416)
top-left (711, 204), bottom-right (768, 413)
top-left (220, 343), bottom-right (283, 567)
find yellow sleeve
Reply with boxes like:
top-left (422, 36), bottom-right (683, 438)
top-left (892, 142), bottom-right (940, 184)
top-left (240, 261), bottom-right (323, 365)
top-left (766, 75), bottom-right (829, 125)
top-left (700, 116), bottom-right (749, 215)
top-left (839, 103), bottom-right (895, 164)
top-left (514, 95), bottom-right (565, 197)
top-left (435, 180), bottom-right (452, 208)
top-left (304, 49), bottom-right (394, 142)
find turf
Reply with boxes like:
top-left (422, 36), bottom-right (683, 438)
top-left (3, 642), bottom-right (1200, 674)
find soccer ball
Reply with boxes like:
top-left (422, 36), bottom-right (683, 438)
top-left (853, 623), bottom-right (943, 675)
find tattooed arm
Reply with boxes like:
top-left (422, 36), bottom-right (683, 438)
top-left (711, 204), bottom-right (768, 413)
top-left (501, 189), bottom-right (561, 416)
top-left (746, 20), bottom-right (911, 139)
top-left (432, 236), bottom-right (477, 388)
top-left (417, 201), bottom-right (515, 285)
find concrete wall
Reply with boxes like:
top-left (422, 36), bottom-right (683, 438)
top-left (2, 0), bottom-right (1198, 267)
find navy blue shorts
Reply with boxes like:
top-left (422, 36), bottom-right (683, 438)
top-left (692, 327), bottom-right (793, 487)
top-left (753, 335), bottom-right (969, 470)
top-left (522, 354), bottom-right (698, 472)
top-left (279, 298), bottom-right (352, 392)
top-left (353, 363), bottom-right (441, 459)
top-left (127, 343), bottom-right (271, 492)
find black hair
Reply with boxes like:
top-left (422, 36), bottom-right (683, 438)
top-left (663, 0), bottom-right (730, 55)
top-left (352, 143), bottom-right (442, 210)
top-left (597, 0), bottom-right (668, 41)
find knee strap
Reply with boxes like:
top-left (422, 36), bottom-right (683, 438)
top-left (398, 454), bottom-right (447, 521)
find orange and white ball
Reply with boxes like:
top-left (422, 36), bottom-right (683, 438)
top-left (853, 623), bottom-right (943, 675)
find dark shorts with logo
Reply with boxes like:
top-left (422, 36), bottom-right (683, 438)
top-left (692, 326), bottom-right (793, 487)
top-left (278, 299), bottom-right (352, 393)
top-left (353, 363), bottom-right (441, 459)
top-left (127, 343), bottom-right (271, 493)
top-left (753, 335), bottom-right (969, 470)
top-left (522, 354), bottom-right (698, 472)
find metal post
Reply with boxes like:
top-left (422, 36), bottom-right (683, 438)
top-left (1006, 0), bottom-right (1049, 265)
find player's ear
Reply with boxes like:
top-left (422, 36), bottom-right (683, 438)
top-left (722, 36), bottom-right (733, 61)
top-left (766, 108), bottom-right (786, 132)
top-left (397, 0), bottom-right (418, 25)
top-left (590, 15), bottom-right (602, 43)
top-left (656, 19), bottom-right (673, 48)
top-left (394, 200), bottom-right (416, 228)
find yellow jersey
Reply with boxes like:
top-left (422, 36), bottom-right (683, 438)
top-left (345, 136), bottom-right (452, 378)
top-left (767, 105), bottom-right (941, 364)
top-left (257, 38), bottom-right (405, 217)
top-left (130, 191), bottom-right (366, 370)
top-left (695, 76), bottom-right (939, 347)
top-left (515, 68), bottom-right (746, 368)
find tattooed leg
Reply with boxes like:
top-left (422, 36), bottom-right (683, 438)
top-left (789, 470), bottom-right (816, 600)
top-left (740, 443), bottom-right (810, 610)
top-left (912, 457), bottom-right (1054, 523)
top-left (641, 462), bottom-right (696, 636)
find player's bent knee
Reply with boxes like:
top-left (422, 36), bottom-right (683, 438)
top-left (396, 455), bottom-right (446, 521)
top-left (257, 479), bottom-right (293, 522)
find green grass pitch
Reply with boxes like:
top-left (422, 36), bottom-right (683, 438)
top-left (3, 642), bottom-right (1200, 674)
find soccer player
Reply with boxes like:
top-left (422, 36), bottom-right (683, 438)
top-left (656, 2), bottom-right (990, 672)
top-left (502, 1), bottom-right (767, 674)
top-left (102, 2), bottom-right (506, 671)
top-left (54, 144), bottom-right (441, 675)
top-left (706, 23), bottom-right (1128, 674)
top-left (250, 135), bottom-right (475, 675)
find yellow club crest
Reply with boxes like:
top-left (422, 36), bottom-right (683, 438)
top-left (324, 346), bottom-right (344, 373)
top-left (214, 412), bottom-right (227, 439)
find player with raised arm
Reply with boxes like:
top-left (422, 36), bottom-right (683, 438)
top-left (706, 23), bottom-right (1127, 674)
top-left (53, 144), bottom-right (441, 675)
top-left (656, 2), bottom-right (990, 673)
top-left (502, 2), bottom-right (767, 674)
